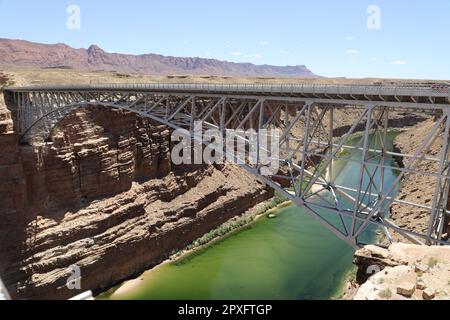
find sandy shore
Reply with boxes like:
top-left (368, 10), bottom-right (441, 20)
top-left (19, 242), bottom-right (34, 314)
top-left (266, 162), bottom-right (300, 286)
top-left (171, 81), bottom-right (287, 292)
top-left (108, 199), bottom-right (292, 299)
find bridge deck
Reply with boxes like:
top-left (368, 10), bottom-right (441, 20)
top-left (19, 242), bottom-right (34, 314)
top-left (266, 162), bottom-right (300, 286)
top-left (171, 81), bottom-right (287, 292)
top-left (5, 83), bottom-right (450, 107)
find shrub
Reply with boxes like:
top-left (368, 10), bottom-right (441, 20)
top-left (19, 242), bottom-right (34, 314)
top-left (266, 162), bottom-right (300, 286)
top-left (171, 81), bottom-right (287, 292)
top-left (378, 289), bottom-right (392, 299)
top-left (427, 257), bottom-right (439, 268)
top-left (170, 195), bottom-right (289, 261)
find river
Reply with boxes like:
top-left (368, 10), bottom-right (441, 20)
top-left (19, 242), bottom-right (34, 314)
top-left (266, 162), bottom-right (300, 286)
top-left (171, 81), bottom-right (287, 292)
top-left (106, 132), bottom-right (400, 300)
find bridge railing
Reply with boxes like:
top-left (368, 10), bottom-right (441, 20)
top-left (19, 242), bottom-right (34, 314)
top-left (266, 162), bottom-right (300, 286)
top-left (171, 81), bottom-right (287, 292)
top-left (86, 82), bottom-right (448, 97)
top-left (6, 82), bottom-right (450, 98)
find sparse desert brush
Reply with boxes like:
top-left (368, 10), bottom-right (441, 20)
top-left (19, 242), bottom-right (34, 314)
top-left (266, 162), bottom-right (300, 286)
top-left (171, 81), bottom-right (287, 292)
top-left (378, 288), bottom-right (392, 299)
top-left (427, 257), bottom-right (439, 268)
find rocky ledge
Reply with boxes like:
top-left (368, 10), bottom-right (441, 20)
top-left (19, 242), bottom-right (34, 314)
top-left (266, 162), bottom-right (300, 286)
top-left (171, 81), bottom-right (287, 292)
top-left (352, 244), bottom-right (450, 300)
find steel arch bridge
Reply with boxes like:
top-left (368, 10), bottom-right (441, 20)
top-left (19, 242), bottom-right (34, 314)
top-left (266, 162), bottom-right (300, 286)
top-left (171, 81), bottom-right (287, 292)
top-left (3, 83), bottom-right (450, 249)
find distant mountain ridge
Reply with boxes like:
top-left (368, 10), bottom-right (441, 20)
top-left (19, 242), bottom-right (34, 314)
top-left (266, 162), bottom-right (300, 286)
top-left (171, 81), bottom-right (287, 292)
top-left (0, 38), bottom-right (317, 78)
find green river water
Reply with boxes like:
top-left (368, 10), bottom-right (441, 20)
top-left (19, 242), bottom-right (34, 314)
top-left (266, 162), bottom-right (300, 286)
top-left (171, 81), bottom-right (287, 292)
top-left (108, 132), bottom-right (400, 300)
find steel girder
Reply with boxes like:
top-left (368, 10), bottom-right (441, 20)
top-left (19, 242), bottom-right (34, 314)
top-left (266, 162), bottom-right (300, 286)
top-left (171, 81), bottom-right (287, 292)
top-left (5, 88), bottom-right (450, 249)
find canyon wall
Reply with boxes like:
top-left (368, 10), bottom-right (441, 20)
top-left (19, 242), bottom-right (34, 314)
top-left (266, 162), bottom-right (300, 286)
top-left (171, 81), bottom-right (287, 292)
top-left (343, 120), bottom-right (450, 300)
top-left (0, 91), bottom-right (272, 299)
top-left (390, 119), bottom-right (450, 243)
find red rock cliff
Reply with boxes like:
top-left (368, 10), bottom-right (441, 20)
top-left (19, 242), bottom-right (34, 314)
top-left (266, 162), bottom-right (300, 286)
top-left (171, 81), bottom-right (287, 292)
top-left (0, 88), bottom-right (272, 299)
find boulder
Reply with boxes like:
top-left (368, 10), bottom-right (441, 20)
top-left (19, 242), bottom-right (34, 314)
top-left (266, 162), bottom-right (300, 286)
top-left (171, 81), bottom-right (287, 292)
top-left (423, 288), bottom-right (436, 300)
top-left (397, 282), bottom-right (416, 298)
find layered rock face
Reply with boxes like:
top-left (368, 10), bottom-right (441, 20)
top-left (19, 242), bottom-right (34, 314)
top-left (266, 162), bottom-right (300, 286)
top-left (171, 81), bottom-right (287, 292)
top-left (0, 76), bottom-right (28, 291)
top-left (353, 244), bottom-right (450, 300)
top-left (390, 119), bottom-right (450, 242)
top-left (0, 39), bottom-right (316, 78)
top-left (0, 99), bottom-right (272, 299)
top-left (21, 106), bottom-right (173, 212)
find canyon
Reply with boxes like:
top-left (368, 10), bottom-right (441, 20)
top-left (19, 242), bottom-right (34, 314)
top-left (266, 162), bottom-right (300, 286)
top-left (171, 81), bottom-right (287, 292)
top-left (0, 68), bottom-right (447, 300)
top-left (0, 72), bottom-right (273, 299)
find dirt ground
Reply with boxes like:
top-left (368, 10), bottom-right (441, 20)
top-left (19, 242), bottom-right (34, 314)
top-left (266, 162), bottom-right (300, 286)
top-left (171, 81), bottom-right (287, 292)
top-left (1, 65), bottom-right (444, 88)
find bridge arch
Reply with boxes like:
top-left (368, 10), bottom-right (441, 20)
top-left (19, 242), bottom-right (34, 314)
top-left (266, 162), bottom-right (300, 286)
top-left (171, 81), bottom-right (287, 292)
top-left (20, 102), bottom-right (151, 144)
top-left (5, 84), bottom-right (450, 248)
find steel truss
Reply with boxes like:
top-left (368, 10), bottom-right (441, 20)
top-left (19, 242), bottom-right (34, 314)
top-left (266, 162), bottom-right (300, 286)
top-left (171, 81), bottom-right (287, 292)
top-left (4, 84), bottom-right (450, 249)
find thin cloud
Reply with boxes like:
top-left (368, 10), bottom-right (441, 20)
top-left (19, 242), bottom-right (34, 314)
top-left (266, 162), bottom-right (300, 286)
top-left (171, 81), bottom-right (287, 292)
top-left (347, 50), bottom-right (359, 54)
top-left (230, 52), bottom-right (262, 59)
top-left (245, 53), bottom-right (262, 58)
top-left (390, 60), bottom-right (408, 65)
top-left (371, 57), bottom-right (382, 62)
top-left (259, 41), bottom-right (269, 45)
top-left (347, 60), bottom-right (358, 64)
top-left (205, 51), bottom-right (211, 56)
top-left (347, 36), bottom-right (357, 40)
top-left (220, 44), bottom-right (231, 48)
top-left (280, 50), bottom-right (291, 55)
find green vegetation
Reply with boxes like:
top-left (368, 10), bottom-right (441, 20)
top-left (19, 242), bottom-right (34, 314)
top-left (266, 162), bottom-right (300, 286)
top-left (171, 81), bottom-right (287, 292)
top-left (378, 288), bottom-right (393, 299)
top-left (170, 193), bottom-right (289, 260)
top-left (427, 257), bottom-right (439, 268)
top-left (345, 266), bottom-right (358, 284)
top-left (337, 148), bottom-right (351, 159)
top-left (98, 194), bottom-right (291, 299)
top-left (101, 130), bottom-right (404, 300)
top-left (378, 278), bottom-right (385, 285)
top-left (110, 205), bottom-right (356, 300)
top-left (332, 266), bottom-right (358, 300)
top-left (96, 285), bottom-right (122, 300)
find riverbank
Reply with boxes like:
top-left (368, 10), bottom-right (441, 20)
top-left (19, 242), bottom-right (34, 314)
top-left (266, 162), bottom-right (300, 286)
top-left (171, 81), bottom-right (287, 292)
top-left (108, 129), bottom-right (406, 300)
top-left (103, 126), bottom-right (415, 300)
top-left (105, 203), bottom-right (356, 300)
top-left (168, 194), bottom-right (291, 261)
top-left (100, 195), bottom-right (292, 299)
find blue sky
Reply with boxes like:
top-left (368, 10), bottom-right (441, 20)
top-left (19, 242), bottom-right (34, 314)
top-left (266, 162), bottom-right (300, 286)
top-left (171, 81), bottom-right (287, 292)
top-left (0, 0), bottom-right (449, 79)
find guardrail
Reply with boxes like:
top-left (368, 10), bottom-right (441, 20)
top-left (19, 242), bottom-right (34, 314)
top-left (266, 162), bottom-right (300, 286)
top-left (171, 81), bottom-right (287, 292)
top-left (90, 83), bottom-right (450, 97)
top-left (5, 83), bottom-right (450, 97)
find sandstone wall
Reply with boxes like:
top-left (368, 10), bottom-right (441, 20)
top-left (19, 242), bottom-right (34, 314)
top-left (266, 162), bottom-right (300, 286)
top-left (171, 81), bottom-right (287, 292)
top-left (0, 95), bottom-right (272, 299)
top-left (390, 120), bottom-right (450, 242)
